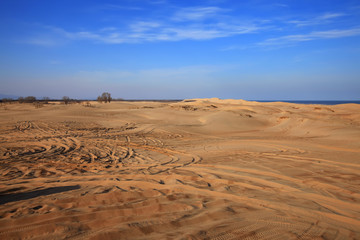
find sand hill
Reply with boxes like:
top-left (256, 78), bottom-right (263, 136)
top-left (0, 99), bottom-right (359, 239)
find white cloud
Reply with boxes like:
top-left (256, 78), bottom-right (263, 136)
top-left (288, 12), bottom-right (346, 27)
top-left (260, 27), bottom-right (360, 46)
top-left (319, 13), bottom-right (346, 20)
top-left (100, 27), bottom-right (118, 32)
top-left (23, 5), bottom-right (354, 47)
top-left (28, 20), bottom-right (259, 45)
top-left (24, 3), bottom-right (261, 46)
top-left (129, 21), bottom-right (162, 32)
top-left (172, 6), bottom-right (227, 21)
top-left (149, 0), bottom-right (167, 4)
top-left (100, 4), bottom-right (143, 11)
top-left (220, 45), bottom-right (253, 51)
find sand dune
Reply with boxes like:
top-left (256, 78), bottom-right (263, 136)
top-left (0, 99), bottom-right (359, 239)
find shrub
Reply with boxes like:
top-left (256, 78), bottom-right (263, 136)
top-left (62, 96), bottom-right (70, 105)
top-left (43, 97), bottom-right (50, 104)
top-left (83, 102), bottom-right (93, 107)
top-left (2, 98), bottom-right (13, 103)
top-left (24, 96), bottom-right (36, 103)
top-left (34, 101), bottom-right (43, 108)
top-left (97, 92), bottom-right (112, 103)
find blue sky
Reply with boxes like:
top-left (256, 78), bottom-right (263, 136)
top-left (1, 0), bottom-right (359, 100)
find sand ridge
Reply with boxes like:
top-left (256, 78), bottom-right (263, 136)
top-left (0, 99), bottom-right (359, 239)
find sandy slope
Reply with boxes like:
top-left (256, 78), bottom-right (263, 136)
top-left (0, 99), bottom-right (359, 239)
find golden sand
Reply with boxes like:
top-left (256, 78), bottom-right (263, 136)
top-left (0, 99), bottom-right (359, 239)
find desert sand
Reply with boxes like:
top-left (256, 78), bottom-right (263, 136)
top-left (0, 98), bottom-right (360, 239)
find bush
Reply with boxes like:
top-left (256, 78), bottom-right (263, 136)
top-left (34, 101), bottom-right (43, 108)
top-left (83, 102), bottom-right (93, 108)
top-left (97, 92), bottom-right (112, 103)
top-left (24, 96), bottom-right (36, 103)
top-left (62, 96), bottom-right (70, 105)
top-left (43, 97), bottom-right (50, 104)
top-left (2, 98), bottom-right (13, 103)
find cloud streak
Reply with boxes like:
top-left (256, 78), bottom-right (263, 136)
top-left (172, 6), bottom-right (228, 21)
top-left (54, 23), bottom-right (258, 43)
top-left (260, 27), bottom-right (360, 46)
top-left (27, 5), bottom-right (260, 45)
top-left (287, 12), bottom-right (346, 27)
top-left (23, 4), bottom-right (358, 48)
top-left (101, 4), bottom-right (143, 11)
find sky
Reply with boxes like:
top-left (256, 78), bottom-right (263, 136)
top-left (0, 0), bottom-right (360, 100)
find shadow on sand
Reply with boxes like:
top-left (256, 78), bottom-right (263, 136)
top-left (0, 185), bottom-right (80, 205)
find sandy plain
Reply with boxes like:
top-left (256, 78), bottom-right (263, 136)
top-left (0, 98), bottom-right (359, 239)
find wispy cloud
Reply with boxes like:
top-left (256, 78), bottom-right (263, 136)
top-left (101, 4), bottom-right (143, 11)
top-left (129, 21), bottom-right (162, 32)
top-left (172, 6), bottom-right (228, 21)
top-left (148, 0), bottom-right (168, 4)
top-left (319, 13), bottom-right (346, 20)
top-left (288, 12), bottom-right (346, 27)
top-left (23, 3), bottom-right (357, 48)
top-left (42, 22), bottom-right (259, 44)
top-left (272, 3), bottom-right (288, 8)
top-left (220, 45), bottom-right (254, 51)
top-left (25, 5), bottom-right (260, 45)
top-left (259, 27), bottom-right (360, 46)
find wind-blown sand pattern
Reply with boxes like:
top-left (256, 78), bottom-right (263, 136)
top-left (0, 99), bottom-right (359, 239)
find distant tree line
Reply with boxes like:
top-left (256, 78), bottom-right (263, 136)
top-left (18, 96), bottom-right (37, 103)
top-left (1, 92), bottom-right (115, 104)
top-left (1, 98), bottom-right (15, 103)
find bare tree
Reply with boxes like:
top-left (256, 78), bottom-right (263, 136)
top-left (62, 96), bottom-right (70, 105)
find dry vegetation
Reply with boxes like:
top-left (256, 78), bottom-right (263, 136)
top-left (97, 92), bottom-right (112, 103)
top-left (0, 98), bottom-right (360, 239)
